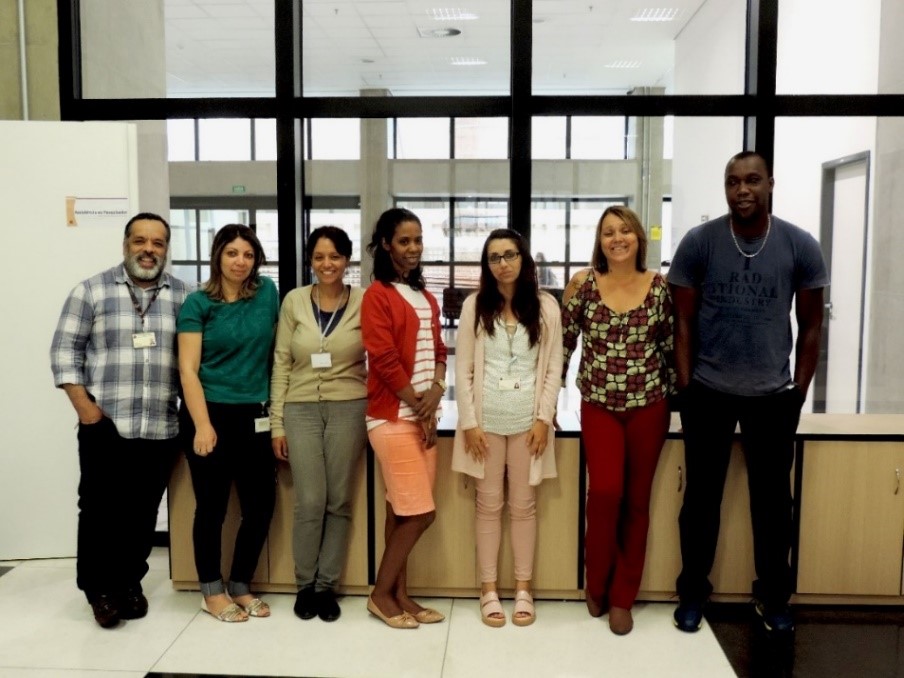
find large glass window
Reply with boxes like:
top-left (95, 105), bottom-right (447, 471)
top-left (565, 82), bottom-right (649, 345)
top-left (80, 1), bottom-right (275, 98)
top-left (302, 0), bottom-right (511, 96)
top-left (532, 0), bottom-right (746, 95)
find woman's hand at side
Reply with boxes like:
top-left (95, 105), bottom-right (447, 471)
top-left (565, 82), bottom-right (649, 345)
top-left (464, 426), bottom-right (489, 461)
top-left (193, 423), bottom-right (217, 457)
top-left (526, 420), bottom-right (549, 458)
top-left (272, 436), bottom-right (289, 461)
top-left (422, 418), bottom-right (438, 449)
top-left (414, 383), bottom-right (444, 421)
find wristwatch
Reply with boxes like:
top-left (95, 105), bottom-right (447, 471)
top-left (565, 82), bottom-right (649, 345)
top-left (433, 378), bottom-right (447, 393)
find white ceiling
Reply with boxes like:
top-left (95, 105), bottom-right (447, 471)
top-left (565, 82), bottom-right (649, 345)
top-left (164, 0), bottom-right (706, 97)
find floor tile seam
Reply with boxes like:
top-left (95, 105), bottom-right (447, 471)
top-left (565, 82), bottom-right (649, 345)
top-left (146, 607), bottom-right (205, 675)
top-left (438, 598), bottom-right (458, 677)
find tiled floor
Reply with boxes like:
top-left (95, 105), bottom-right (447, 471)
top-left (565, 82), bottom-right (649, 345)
top-left (0, 548), bottom-right (735, 677)
top-left (2, 549), bottom-right (904, 677)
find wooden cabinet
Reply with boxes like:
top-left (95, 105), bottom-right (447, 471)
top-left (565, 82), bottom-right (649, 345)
top-left (372, 436), bottom-right (581, 597)
top-left (639, 440), bottom-right (756, 597)
top-left (797, 441), bottom-right (904, 596)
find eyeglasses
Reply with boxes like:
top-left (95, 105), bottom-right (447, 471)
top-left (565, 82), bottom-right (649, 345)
top-left (488, 251), bottom-right (521, 266)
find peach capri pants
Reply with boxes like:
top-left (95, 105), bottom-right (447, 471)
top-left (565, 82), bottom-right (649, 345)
top-left (368, 419), bottom-right (437, 516)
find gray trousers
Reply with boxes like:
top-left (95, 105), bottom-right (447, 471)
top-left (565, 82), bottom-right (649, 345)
top-left (284, 399), bottom-right (367, 591)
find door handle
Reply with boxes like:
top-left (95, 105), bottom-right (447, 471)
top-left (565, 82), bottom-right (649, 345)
top-left (824, 301), bottom-right (835, 320)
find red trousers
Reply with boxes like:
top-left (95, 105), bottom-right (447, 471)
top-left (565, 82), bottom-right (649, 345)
top-left (582, 398), bottom-right (669, 609)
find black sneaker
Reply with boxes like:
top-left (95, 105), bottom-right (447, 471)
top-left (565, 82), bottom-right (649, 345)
top-left (316, 589), bottom-right (341, 622)
top-left (673, 600), bottom-right (705, 632)
top-left (294, 586), bottom-right (317, 620)
top-left (754, 600), bottom-right (794, 633)
top-left (89, 593), bottom-right (121, 629)
top-left (118, 587), bottom-right (148, 620)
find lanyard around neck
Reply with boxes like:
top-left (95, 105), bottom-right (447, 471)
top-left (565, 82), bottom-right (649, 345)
top-left (313, 285), bottom-right (346, 351)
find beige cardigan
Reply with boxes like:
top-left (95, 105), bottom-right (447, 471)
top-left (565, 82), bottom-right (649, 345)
top-left (452, 291), bottom-right (564, 486)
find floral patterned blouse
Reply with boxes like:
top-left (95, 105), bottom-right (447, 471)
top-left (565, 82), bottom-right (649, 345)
top-left (562, 270), bottom-right (675, 411)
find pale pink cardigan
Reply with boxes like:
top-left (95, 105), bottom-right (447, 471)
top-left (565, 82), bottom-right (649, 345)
top-left (452, 291), bottom-right (564, 486)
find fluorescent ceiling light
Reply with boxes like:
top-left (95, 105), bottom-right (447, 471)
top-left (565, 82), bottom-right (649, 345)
top-left (428, 8), bottom-right (479, 21)
top-left (630, 8), bottom-right (681, 22)
top-left (605, 60), bottom-right (641, 69)
top-left (417, 27), bottom-right (462, 38)
top-left (450, 57), bottom-right (487, 66)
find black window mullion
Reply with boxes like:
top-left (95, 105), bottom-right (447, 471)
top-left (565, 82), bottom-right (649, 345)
top-left (509, 0), bottom-right (532, 240)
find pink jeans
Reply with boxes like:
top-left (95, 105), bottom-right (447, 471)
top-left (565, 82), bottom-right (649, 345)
top-left (475, 430), bottom-right (536, 583)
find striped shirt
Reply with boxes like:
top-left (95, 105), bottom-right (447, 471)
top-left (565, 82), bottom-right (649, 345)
top-left (50, 264), bottom-right (189, 440)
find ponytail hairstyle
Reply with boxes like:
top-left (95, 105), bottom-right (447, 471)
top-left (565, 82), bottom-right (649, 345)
top-left (366, 207), bottom-right (426, 290)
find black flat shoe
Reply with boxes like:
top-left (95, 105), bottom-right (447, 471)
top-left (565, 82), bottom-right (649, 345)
top-left (294, 586), bottom-right (317, 620)
top-left (118, 588), bottom-right (148, 620)
top-left (90, 593), bottom-right (121, 629)
top-left (316, 589), bottom-right (340, 622)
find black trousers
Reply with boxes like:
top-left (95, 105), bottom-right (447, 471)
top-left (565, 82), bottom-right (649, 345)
top-left (181, 402), bottom-right (276, 587)
top-left (76, 417), bottom-right (177, 600)
top-left (675, 381), bottom-right (804, 607)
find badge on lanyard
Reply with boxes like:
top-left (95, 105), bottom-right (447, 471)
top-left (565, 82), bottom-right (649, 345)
top-left (311, 352), bottom-right (333, 369)
top-left (498, 377), bottom-right (521, 391)
top-left (132, 332), bottom-right (157, 348)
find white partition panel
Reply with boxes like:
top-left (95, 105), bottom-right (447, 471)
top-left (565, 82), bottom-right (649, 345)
top-left (0, 121), bottom-right (138, 559)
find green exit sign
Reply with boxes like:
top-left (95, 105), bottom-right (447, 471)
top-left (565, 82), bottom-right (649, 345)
top-left (232, 185), bottom-right (246, 194)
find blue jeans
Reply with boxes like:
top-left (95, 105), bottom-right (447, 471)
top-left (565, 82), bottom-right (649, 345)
top-left (676, 381), bottom-right (804, 607)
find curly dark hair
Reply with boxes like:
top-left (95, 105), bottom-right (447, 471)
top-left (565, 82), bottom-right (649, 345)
top-left (366, 208), bottom-right (426, 290)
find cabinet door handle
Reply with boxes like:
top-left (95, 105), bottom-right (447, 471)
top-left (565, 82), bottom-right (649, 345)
top-left (678, 465), bottom-right (683, 493)
top-left (896, 468), bottom-right (900, 495)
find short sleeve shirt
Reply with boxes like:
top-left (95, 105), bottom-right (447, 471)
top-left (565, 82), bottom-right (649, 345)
top-left (177, 276), bottom-right (279, 404)
top-left (667, 215), bottom-right (828, 396)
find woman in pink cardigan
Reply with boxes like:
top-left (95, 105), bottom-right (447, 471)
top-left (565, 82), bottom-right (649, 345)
top-left (362, 208), bottom-right (447, 630)
top-left (452, 229), bottom-right (563, 627)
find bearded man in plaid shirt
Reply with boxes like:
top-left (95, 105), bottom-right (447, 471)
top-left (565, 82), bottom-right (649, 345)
top-left (51, 212), bottom-right (189, 629)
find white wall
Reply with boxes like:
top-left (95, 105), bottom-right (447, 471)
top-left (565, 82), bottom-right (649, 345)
top-left (0, 121), bottom-right (138, 559)
top-left (670, 0), bottom-right (747, 253)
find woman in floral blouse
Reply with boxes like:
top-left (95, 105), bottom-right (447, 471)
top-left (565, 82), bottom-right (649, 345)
top-left (562, 205), bottom-right (674, 635)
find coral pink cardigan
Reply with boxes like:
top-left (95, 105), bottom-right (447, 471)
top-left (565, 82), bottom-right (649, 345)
top-left (361, 281), bottom-right (447, 421)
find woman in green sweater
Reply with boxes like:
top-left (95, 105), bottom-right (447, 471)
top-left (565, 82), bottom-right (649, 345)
top-left (177, 224), bottom-right (279, 623)
top-left (270, 226), bottom-right (367, 623)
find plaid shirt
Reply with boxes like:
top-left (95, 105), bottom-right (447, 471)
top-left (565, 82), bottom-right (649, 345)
top-left (50, 264), bottom-right (190, 440)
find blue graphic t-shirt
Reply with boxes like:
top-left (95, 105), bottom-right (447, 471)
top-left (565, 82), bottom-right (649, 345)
top-left (668, 215), bottom-right (828, 396)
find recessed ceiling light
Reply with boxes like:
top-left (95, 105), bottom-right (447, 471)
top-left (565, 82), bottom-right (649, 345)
top-left (605, 60), bottom-right (641, 69)
top-left (630, 8), bottom-right (680, 22)
top-left (450, 57), bottom-right (487, 66)
top-left (417, 27), bottom-right (462, 38)
top-left (428, 8), bottom-right (478, 21)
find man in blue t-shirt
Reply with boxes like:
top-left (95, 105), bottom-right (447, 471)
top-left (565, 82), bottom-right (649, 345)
top-left (668, 152), bottom-right (828, 635)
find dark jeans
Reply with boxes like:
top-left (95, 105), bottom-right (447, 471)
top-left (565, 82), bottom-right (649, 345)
top-left (676, 381), bottom-right (804, 607)
top-left (181, 402), bottom-right (276, 588)
top-left (76, 417), bottom-right (177, 600)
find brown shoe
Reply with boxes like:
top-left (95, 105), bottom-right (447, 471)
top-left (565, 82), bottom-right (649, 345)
top-left (608, 606), bottom-right (634, 635)
top-left (89, 594), bottom-right (121, 629)
top-left (584, 588), bottom-right (605, 618)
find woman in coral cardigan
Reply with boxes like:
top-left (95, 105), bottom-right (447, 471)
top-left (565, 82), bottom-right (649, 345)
top-left (452, 229), bottom-right (563, 628)
top-left (361, 208), bottom-right (447, 629)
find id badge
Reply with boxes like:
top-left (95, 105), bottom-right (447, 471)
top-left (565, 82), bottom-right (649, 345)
top-left (498, 377), bottom-right (521, 391)
top-left (311, 352), bottom-right (333, 369)
top-left (254, 417), bottom-right (271, 433)
top-left (132, 332), bottom-right (157, 348)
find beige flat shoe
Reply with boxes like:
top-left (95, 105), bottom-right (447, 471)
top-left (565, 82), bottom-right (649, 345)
top-left (413, 607), bottom-right (445, 624)
top-left (367, 596), bottom-right (419, 629)
top-left (201, 599), bottom-right (248, 623)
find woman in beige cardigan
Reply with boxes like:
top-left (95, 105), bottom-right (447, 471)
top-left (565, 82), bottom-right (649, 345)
top-left (270, 226), bottom-right (367, 623)
top-left (452, 229), bottom-right (563, 627)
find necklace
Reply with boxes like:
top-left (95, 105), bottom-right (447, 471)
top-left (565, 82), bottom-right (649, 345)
top-left (729, 215), bottom-right (771, 258)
